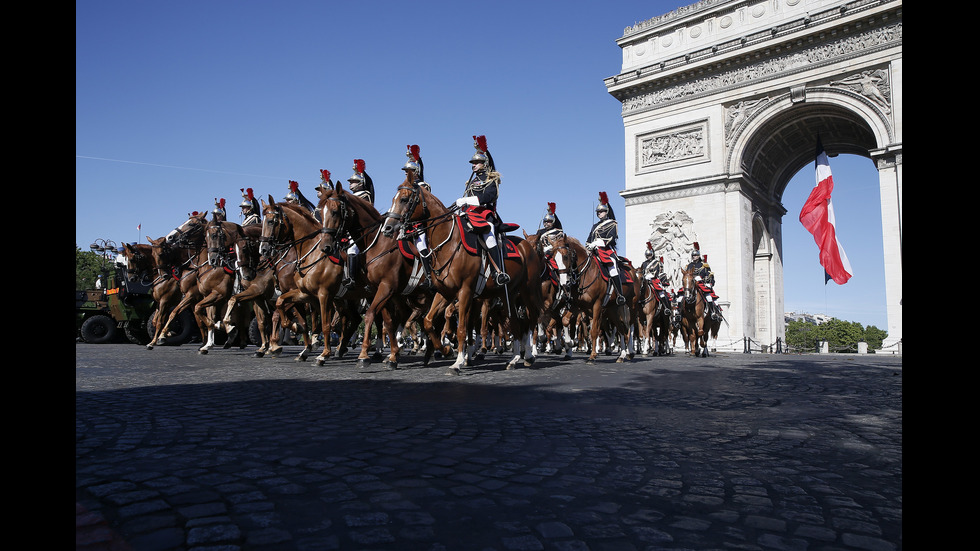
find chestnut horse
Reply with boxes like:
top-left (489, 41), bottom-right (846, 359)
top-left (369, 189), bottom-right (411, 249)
top-left (206, 220), bottom-right (276, 357)
top-left (258, 198), bottom-right (340, 365)
top-left (679, 266), bottom-right (715, 357)
top-left (638, 277), bottom-right (672, 356)
top-left (547, 233), bottom-right (636, 364)
top-left (524, 231), bottom-right (574, 361)
top-left (146, 212), bottom-right (210, 349)
top-left (380, 182), bottom-right (543, 375)
top-left (257, 197), bottom-right (321, 361)
top-left (317, 183), bottom-right (430, 369)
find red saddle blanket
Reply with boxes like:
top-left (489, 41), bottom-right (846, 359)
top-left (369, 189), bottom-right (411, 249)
top-left (455, 216), bottom-right (522, 259)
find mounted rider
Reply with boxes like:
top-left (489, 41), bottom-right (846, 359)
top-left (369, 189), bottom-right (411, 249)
top-left (453, 135), bottom-right (510, 286)
top-left (347, 159), bottom-right (375, 205)
top-left (536, 201), bottom-right (563, 253)
top-left (285, 180), bottom-right (317, 215)
top-left (400, 145), bottom-right (435, 289)
top-left (639, 241), bottom-right (673, 314)
top-left (586, 191), bottom-right (626, 305)
top-left (313, 169), bottom-right (334, 221)
top-left (212, 197), bottom-right (227, 223)
top-left (685, 242), bottom-right (723, 321)
top-left (341, 159), bottom-right (375, 288)
top-left (239, 188), bottom-right (261, 226)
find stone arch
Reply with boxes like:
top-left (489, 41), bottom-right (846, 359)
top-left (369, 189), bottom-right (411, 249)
top-left (607, 0), bottom-right (902, 351)
top-left (727, 89), bottom-right (889, 203)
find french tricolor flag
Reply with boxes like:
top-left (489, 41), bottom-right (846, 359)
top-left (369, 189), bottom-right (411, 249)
top-left (799, 139), bottom-right (853, 285)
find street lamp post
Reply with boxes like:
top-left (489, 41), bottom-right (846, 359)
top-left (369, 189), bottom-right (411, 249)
top-left (89, 238), bottom-right (118, 290)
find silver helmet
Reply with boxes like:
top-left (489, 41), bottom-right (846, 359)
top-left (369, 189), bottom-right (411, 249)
top-left (403, 145), bottom-right (420, 173)
top-left (349, 159), bottom-right (366, 186)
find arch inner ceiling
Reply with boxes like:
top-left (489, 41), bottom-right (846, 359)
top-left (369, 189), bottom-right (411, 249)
top-left (741, 103), bottom-right (877, 204)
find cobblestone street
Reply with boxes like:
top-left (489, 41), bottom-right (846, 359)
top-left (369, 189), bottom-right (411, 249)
top-left (76, 344), bottom-right (902, 551)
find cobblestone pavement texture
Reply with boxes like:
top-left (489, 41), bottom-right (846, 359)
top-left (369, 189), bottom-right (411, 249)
top-left (76, 343), bottom-right (902, 551)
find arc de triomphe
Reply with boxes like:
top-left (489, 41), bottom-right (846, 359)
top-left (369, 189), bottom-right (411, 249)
top-left (605, 0), bottom-right (902, 351)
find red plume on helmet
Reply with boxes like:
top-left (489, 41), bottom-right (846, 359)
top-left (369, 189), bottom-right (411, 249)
top-left (289, 180), bottom-right (299, 193)
top-left (599, 191), bottom-right (609, 205)
top-left (473, 135), bottom-right (488, 153)
top-left (320, 169), bottom-right (331, 182)
top-left (354, 159), bottom-right (365, 173)
top-left (693, 241), bottom-right (700, 251)
top-left (547, 202), bottom-right (556, 215)
top-left (646, 241), bottom-right (653, 251)
top-left (244, 188), bottom-right (254, 201)
top-left (410, 145), bottom-right (421, 162)
top-left (219, 198), bottom-right (225, 209)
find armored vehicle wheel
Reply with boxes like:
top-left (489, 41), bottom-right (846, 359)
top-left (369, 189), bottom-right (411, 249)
top-left (80, 314), bottom-right (117, 344)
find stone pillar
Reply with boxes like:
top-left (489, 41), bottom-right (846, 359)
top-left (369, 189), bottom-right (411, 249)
top-left (873, 150), bottom-right (902, 350)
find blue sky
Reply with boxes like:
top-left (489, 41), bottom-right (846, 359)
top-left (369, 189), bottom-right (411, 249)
top-left (76, 0), bottom-right (889, 329)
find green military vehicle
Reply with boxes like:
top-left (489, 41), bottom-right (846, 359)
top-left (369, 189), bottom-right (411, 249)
top-left (75, 273), bottom-right (196, 345)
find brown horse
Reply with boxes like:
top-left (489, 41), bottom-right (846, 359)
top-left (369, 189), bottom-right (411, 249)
top-left (145, 212), bottom-right (210, 349)
top-left (182, 218), bottom-right (252, 354)
top-left (638, 277), bottom-right (672, 356)
top-left (259, 198), bottom-right (341, 365)
top-left (524, 231), bottom-right (574, 360)
top-left (679, 266), bottom-right (712, 357)
top-left (258, 197), bottom-right (321, 360)
top-left (548, 232), bottom-right (636, 363)
top-left (317, 183), bottom-right (430, 369)
top-left (205, 220), bottom-right (276, 356)
top-left (380, 182), bottom-right (543, 374)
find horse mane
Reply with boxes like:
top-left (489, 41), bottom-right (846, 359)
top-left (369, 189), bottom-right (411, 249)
top-left (277, 200), bottom-right (320, 227)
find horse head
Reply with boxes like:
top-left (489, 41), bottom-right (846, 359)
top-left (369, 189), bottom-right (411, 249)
top-left (548, 231), bottom-right (580, 289)
top-left (681, 267), bottom-right (699, 306)
top-left (382, 182), bottom-right (426, 238)
top-left (205, 219), bottom-right (236, 267)
top-left (166, 211), bottom-right (208, 248)
top-left (122, 243), bottom-right (152, 283)
top-left (318, 184), bottom-right (352, 256)
top-left (259, 196), bottom-right (288, 258)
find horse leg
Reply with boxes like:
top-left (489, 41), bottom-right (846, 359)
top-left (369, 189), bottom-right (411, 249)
top-left (312, 294), bottom-right (334, 366)
top-left (448, 289), bottom-right (474, 375)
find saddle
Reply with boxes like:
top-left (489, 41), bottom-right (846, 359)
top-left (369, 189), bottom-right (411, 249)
top-left (592, 249), bottom-right (634, 285)
top-left (454, 216), bottom-right (522, 259)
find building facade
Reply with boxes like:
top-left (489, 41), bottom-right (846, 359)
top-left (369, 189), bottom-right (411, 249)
top-left (605, 0), bottom-right (902, 351)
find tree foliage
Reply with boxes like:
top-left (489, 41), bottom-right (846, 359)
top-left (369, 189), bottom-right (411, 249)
top-left (76, 244), bottom-right (118, 290)
top-left (785, 317), bottom-right (889, 353)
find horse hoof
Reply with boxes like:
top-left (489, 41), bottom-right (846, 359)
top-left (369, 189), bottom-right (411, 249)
top-left (253, 351), bottom-right (265, 358)
top-left (314, 357), bottom-right (326, 366)
top-left (146, 344), bottom-right (154, 350)
top-left (585, 358), bottom-right (595, 365)
top-left (356, 358), bottom-right (371, 369)
top-left (524, 359), bottom-right (535, 367)
top-left (446, 367), bottom-right (461, 376)
top-left (198, 349), bottom-right (208, 355)
top-left (384, 361), bottom-right (398, 370)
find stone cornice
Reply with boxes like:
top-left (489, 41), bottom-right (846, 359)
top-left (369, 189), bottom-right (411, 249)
top-left (612, 21), bottom-right (900, 117)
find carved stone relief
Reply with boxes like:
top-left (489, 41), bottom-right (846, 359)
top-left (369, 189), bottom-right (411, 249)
top-left (647, 210), bottom-right (699, 290)
top-left (638, 122), bottom-right (707, 172)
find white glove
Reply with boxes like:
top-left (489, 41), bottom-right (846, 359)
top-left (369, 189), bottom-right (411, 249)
top-left (587, 240), bottom-right (602, 251)
top-left (455, 197), bottom-right (478, 209)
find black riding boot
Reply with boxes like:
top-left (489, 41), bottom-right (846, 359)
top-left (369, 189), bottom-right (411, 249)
top-left (419, 251), bottom-right (434, 289)
top-left (487, 245), bottom-right (510, 285)
top-left (610, 268), bottom-right (626, 305)
top-left (343, 254), bottom-right (357, 287)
